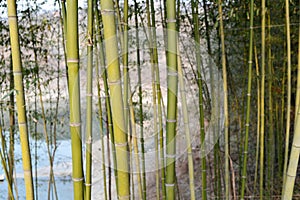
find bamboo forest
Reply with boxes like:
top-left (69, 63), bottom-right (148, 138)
top-left (0, 0), bottom-right (300, 199)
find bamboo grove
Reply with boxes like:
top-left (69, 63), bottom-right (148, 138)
top-left (0, 0), bottom-right (300, 199)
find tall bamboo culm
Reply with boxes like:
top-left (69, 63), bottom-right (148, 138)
top-left (240, 0), bottom-right (254, 198)
top-left (165, 0), bottom-right (178, 198)
top-left (191, 0), bottom-right (207, 198)
top-left (133, 1), bottom-right (147, 199)
top-left (85, 0), bottom-right (94, 199)
top-left (281, 1), bottom-right (299, 199)
top-left (101, 0), bottom-right (130, 198)
top-left (66, 0), bottom-right (85, 199)
top-left (7, 0), bottom-right (35, 199)
top-left (177, 46), bottom-right (196, 200)
top-left (8, 54), bottom-right (15, 200)
top-left (282, 0), bottom-right (292, 191)
top-left (218, 0), bottom-right (230, 199)
top-left (259, 0), bottom-right (266, 199)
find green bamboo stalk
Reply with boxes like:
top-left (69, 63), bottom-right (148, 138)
top-left (218, 1), bottom-right (230, 199)
top-left (59, 0), bottom-right (69, 85)
top-left (128, 93), bottom-right (143, 200)
top-left (94, 5), bottom-right (108, 198)
top-left (260, 0), bottom-right (266, 198)
top-left (191, 0), bottom-right (207, 198)
top-left (7, 1), bottom-right (34, 199)
top-left (149, 0), bottom-right (166, 198)
top-left (295, 28), bottom-right (300, 118)
top-left (240, 0), bottom-right (254, 198)
top-left (253, 44), bottom-right (260, 195)
top-left (154, 20), bottom-right (166, 200)
top-left (122, 0), bottom-right (129, 128)
top-left (266, 11), bottom-right (274, 198)
top-left (66, 0), bottom-right (84, 199)
top-left (202, 0), bottom-right (220, 197)
top-left (145, 0), bottom-right (161, 198)
top-left (177, 46), bottom-right (196, 200)
top-left (282, 114), bottom-right (300, 198)
top-left (0, 125), bottom-right (14, 199)
top-left (282, 22), bottom-right (300, 200)
top-left (133, 1), bottom-right (147, 199)
top-left (94, 2), bottom-right (118, 196)
top-left (101, 0), bottom-right (130, 198)
top-left (85, 0), bottom-right (94, 199)
top-left (95, 34), bottom-right (108, 200)
top-left (165, 0), bottom-right (178, 198)
top-left (282, 14), bottom-right (300, 199)
top-left (8, 55), bottom-right (15, 200)
top-left (282, 0), bottom-right (292, 191)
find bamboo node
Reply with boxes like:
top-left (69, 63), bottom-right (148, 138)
top-left (18, 122), bottom-right (26, 127)
top-left (165, 153), bottom-right (176, 158)
top-left (72, 177), bottom-right (84, 182)
top-left (13, 71), bottom-right (22, 76)
top-left (85, 183), bottom-right (92, 186)
top-left (166, 119), bottom-right (177, 123)
top-left (167, 71), bottom-right (178, 77)
top-left (86, 93), bottom-right (93, 97)
top-left (166, 18), bottom-right (177, 23)
top-left (118, 195), bottom-right (130, 200)
top-left (115, 142), bottom-right (128, 147)
top-left (67, 59), bottom-right (79, 63)
top-left (70, 122), bottom-right (81, 127)
top-left (108, 79), bottom-right (121, 85)
top-left (165, 183), bottom-right (175, 187)
top-left (248, 60), bottom-right (253, 64)
top-left (247, 93), bottom-right (251, 96)
top-left (101, 9), bottom-right (115, 15)
top-left (286, 173), bottom-right (296, 177)
top-left (8, 15), bottom-right (17, 19)
top-left (245, 123), bottom-right (250, 127)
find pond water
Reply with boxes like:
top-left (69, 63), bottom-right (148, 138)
top-left (0, 140), bottom-right (73, 200)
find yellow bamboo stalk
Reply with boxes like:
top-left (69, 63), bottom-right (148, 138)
top-left (218, 0), bottom-right (230, 199)
top-left (101, 0), bottom-right (130, 198)
top-left (7, 1), bottom-right (34, 199)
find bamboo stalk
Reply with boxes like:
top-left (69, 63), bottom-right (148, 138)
top-left (218, 0), bottom-right (230, 199)
top-left (8, 54), bottom-right (15, 200)
top-left (240, 0), bottom-right (254, 198)
top-left (165, 0), bottom-right (178, 198)
top-left (128, 94), bottom-right (143, 200)
top-left (101, 0), bottom-right (130, 198)
top-left (133, 1), bottom-right (147, 199)
top-left (266, 11), bottom-right (274, 198)
top-left (282, 0), bottom-right (292, 190)
top-left (85, 0), bottom-right (94, 199)
top-left (7, 1), bottom-right (35, 199)
top-left (191, 0), bottom-right (207, 198)
top-left (66, 0), bottom-right (85, 199)
top-left (94, 2), bottom-right (118, 196)
top-left (0, 126), bottom-right (14, 199)
top-left (260, 0), bottom-right (266, 199)
top-left (281, 2), bottom-right (300, 198)
top-left (177, 46), bottom-right (196, 200)
top-left (95, 34), bottom-right (108, 200)
top-left (253, 44), bottom-right (260, 195)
